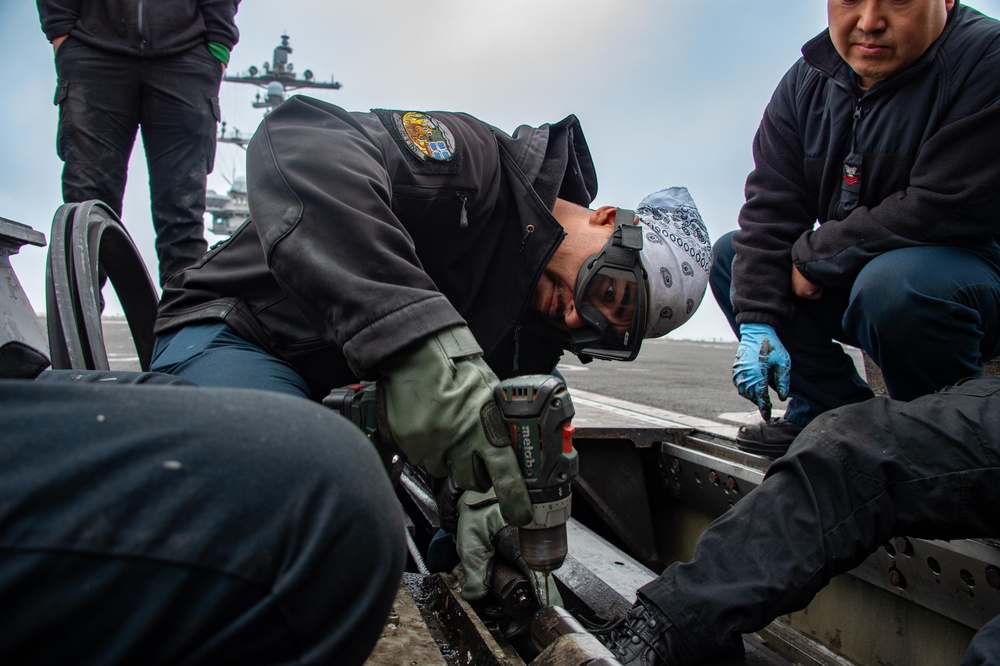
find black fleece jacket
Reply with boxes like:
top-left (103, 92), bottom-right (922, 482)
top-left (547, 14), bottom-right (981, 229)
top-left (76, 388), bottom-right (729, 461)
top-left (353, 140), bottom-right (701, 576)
top-left (37, 0), bottom-right (239, 56)
top-left (732, 1), bottom-right (1000, 327)
top-left (155, 97), bottom-right (599, 399)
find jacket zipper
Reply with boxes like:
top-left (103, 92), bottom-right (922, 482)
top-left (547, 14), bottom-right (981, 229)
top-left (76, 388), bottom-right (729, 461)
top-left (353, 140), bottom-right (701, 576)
top-left (512, 325), bottom-right (520, 374)
top-left (456, 191), bottom-right (468, 228)
top-left (520, 224), bottom-right (535, 254)
top-left (850, 100), bottom-right (862, 152)
top-left (138, 0), bottom-right (145, 51)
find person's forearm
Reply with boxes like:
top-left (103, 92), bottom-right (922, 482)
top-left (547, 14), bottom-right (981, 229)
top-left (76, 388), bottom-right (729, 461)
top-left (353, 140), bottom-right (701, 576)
top-left (198, 0), bottom-right (240, 49)
top-left (37, 0), bottom-right (80, 43)
top-left (734, 110), bottom-right (815, 325)
top-left (793, 105), bottom-right (1000, 287)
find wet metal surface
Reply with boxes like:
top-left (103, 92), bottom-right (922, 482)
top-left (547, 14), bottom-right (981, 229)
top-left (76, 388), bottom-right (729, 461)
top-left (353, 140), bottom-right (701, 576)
top-left (404, 572), bottom-right (524, 666)
top-left (364, 580), bottom-right (447, 666)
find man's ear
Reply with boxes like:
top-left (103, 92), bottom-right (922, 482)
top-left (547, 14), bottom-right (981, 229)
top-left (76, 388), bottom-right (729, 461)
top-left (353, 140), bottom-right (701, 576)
top-left (591, 205), bottom-right (618, 227)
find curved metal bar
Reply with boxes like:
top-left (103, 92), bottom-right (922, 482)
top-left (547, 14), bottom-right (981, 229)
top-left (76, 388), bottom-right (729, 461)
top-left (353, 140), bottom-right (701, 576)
top-left (89, 205), bottom-right (160, 370)
top-left (45, 202), bottom-right (83, 370)
top-left (69, 202), bottom-right (110, 369)
top-left (45, 200), bottom-right (159, 370)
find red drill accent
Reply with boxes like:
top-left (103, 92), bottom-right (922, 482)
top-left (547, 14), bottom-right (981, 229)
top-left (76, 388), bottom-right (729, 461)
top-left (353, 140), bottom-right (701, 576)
top-left (563, 423), bottom-right (576, 455)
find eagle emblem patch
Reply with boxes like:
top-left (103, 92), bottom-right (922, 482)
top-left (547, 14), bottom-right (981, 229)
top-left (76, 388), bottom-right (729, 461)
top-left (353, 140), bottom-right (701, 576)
top-left (393, 111), bottom-right (456, 162)
top-left (843, 164), bottom-right (860, 186)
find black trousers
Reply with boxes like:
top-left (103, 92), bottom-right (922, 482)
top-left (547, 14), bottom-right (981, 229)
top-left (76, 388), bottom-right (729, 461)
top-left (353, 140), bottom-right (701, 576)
top-left (0, 371), bottom-right (406, 665)
top-left (639, 376), bottom-right (1000, 663)
top-left (53, 38), bottom-right (220, 285)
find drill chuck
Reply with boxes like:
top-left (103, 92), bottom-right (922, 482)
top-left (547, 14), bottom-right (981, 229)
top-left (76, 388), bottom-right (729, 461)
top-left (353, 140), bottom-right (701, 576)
top-left (519, 523), bottom-right (568, 574)
top-left (495, 375), bottom-right (578, 574)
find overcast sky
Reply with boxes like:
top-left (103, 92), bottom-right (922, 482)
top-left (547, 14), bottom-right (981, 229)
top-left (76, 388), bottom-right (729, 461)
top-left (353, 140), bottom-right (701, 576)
top-left (4, 1), bottom-right (998, 344)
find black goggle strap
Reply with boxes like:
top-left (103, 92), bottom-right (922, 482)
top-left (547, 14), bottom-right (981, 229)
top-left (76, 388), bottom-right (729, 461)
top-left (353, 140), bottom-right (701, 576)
top-left (569, 210), bottom-right (647, 359)
top-left (614, 208), bottom-right (643, 252)
top-left (574, 211), bottom-right (643, 309)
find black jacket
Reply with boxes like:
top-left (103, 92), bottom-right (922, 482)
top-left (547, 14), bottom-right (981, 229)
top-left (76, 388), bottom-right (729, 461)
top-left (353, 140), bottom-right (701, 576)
top-left (155, 97), bottom-right (599, 399)
top-left (732, 2), bottom-right (1000, 327)
top-left (37, 0), bottom-right (240, 56)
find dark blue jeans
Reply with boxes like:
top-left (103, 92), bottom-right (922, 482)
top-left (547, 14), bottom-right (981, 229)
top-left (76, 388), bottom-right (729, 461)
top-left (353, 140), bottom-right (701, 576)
top-left (151, 323), bottom-right (313, 398)
top-left (0, 371), bottom-right (406, 664)
top-left (965, 613), bottom-right (1000, 665)
top-left (54, 38), bottom-right (221, 285)
top-left (638, 376), bottom-right (1000, 663)
top-left (711, 231), bottom-right (1000, 424)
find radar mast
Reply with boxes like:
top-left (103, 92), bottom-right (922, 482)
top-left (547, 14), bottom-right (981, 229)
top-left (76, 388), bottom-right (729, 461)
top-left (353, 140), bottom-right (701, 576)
top-left (210, 34), bottom-right (343, 235)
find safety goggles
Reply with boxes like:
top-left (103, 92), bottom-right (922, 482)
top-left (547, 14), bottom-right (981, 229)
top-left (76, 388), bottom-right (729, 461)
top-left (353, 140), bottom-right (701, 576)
top-left (566, 209), bottom-right (648, 361)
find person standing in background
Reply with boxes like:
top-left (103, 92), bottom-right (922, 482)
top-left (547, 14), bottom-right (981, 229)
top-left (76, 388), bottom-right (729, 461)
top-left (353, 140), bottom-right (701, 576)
top-left (36, 0), bottom-right (240, 286)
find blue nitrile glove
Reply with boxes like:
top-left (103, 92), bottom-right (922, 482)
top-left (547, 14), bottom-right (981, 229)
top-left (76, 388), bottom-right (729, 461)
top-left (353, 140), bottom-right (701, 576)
top-left (733, 323), bottom-right (791, 421)
top-left (455, 489), bottom-right (563, 607)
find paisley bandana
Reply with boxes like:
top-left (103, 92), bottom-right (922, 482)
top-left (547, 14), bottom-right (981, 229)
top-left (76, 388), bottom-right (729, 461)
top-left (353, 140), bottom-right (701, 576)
top-left (634, 187), bottom-right (712, 338)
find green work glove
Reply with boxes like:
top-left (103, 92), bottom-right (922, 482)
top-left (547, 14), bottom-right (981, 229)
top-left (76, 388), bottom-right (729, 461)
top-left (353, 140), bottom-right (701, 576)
top-left (455, 489), bottom-right (563, 607)
top-left (378, 326), bottom-right (531, 527)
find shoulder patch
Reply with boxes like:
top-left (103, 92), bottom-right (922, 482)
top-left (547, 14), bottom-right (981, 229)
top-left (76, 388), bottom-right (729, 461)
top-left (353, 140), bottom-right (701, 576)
top-left (373, 109), bottom-right (463, 175)
top-left (393, 111), bottom-right (456, 162)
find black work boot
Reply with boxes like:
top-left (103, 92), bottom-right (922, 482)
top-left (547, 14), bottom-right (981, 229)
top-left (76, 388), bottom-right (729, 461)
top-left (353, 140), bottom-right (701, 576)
top-left (735, 417), bottom-right (804, 458)
top-left (597, 600), bottom-right (746, 665)
top-left (596, 601), bottom-right (690, 665)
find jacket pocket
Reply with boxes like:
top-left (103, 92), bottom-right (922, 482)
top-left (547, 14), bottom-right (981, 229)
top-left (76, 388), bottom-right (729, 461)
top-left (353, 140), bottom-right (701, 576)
top-left (53, 81), bottom-right (68, 107)
top-left (393, 185), bottom-right (474, 231)
top-left (946, 376), bottom-right (1000, 399)
top-left (54, 81), bottom-right (70, 161)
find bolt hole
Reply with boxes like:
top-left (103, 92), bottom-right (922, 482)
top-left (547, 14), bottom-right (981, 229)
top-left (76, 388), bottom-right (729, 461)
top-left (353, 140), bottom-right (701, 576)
top-left (927, 557), bottom-right (942, 575)
top-left (986, 566), bottom-right (1000, 590)
top-left (693, 472), bottom-right (702, 486)
top-left (884, 542), bottom-right (897, 557)
top-left (960, 569), bottom-right (976, 588)
top-left (893, 536), bottom-right (914, 557)
top-left (888, 567), bottom-right (907, 590)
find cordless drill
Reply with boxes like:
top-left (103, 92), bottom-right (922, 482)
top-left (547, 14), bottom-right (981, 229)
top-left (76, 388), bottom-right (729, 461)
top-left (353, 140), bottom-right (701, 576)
top-left (494, 374), bottom-right (578, 575)
top-left (322, 382), bottom-right (407, 486)
top-left (327, 375), bottom-right (578, 575)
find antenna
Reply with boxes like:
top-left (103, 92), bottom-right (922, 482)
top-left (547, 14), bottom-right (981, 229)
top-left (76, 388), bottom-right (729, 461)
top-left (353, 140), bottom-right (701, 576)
top-left (218, 34), bottom-right (342, 148)
top-left (210, 34), bottom-right (344, 235)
